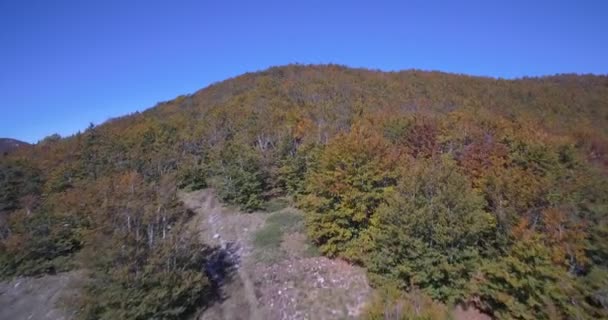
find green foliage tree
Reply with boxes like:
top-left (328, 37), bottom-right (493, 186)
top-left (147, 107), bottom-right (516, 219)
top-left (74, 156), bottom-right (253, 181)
top-left (578, 266), bottom-right (608, 317)
top-left (0, 160), bottom-right (42, 215)
top-left (277, 142), bottom-right (321, 197)
top-left (215, 143), bottom-right (269, 211)
top-left (177, 164), bottom-right (208, 190)
top-left (76, 171), bottom-right (215, 320)
top-left (80, 226), bottom-right (213, 320)
top-left (79, 123), bottom-right (105, 180)
top-left (366, 157), bottom-right (495, 302)
top-left (0, 209), bottom-right (81, 278)
top-left (471, 233), bottom-right (597, 319)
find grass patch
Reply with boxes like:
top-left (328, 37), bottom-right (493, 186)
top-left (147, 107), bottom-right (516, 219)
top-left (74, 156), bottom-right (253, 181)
top-left (266, 209), bottom-right (303, 232)
top-left (253, 223), bottom-right (283, 250)
top-left (253, 209), bottom-right (308, 263)
top-left (303, 241), bottom-right (321, 257)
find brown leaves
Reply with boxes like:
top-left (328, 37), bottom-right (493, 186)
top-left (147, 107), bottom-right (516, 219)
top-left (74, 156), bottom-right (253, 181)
top-left (458, 138), bottom-right (509, 187)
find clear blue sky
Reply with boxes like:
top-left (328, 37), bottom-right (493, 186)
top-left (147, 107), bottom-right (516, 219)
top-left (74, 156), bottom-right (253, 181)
top-left (1, 0), bottom-right (607, 143)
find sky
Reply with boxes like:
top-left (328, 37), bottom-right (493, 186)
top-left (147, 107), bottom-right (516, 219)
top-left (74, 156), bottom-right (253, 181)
top-left (1, 1), bottom-right (607, 143)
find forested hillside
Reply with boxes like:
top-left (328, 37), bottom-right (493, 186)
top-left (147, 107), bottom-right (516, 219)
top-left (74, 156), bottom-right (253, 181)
top-left (1, 64), bottom-right (608, 319)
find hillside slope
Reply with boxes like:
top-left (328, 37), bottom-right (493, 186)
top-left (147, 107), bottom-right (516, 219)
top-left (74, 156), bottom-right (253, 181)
top-left (0, 138), bottom-right (29, 154)
top-left (1, 65), bottom-right (608, 319)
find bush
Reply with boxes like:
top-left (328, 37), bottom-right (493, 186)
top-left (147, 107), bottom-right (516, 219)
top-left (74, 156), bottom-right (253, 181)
top-left (177, 165), bottom-right (207, 190)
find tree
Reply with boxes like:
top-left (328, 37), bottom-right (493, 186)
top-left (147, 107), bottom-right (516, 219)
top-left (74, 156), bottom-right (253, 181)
top-left (215, 143), bottom-right (269, 211)
top-left (0, 160), bottom-right (42, 214)
top-left (177, 164), bottom-right (208, 191)
top-left (578, 266), bottom-right (608, 318)
top-left (471, 232), bottom-right (595, 320)
top-left (80, 224), bottom-right (214, 320)
top-left (77, 171), bottom-right (216, 320)
top-left (277, 142), bottom-right (321, 197)
top-left (0, 208), bottom-right (81, 278)
top-left (300, 126), bottom-right (398, 260)
top-left (80, 123), bottom-right (104, 180)
top-left (365, 157), bottom-right (495, 302)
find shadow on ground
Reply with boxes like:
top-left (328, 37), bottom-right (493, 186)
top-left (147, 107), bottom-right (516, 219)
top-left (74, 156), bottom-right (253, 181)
top-left (201, 242), bottom-right (241, 309)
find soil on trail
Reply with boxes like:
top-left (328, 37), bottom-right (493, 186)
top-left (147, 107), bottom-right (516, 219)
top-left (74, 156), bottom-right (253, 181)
top-left (181, 189), bottom-right (267, 320)
top-left (0, 271), bottom-right (82, 320)
top-left (180, 189), bottom-right (372, 320)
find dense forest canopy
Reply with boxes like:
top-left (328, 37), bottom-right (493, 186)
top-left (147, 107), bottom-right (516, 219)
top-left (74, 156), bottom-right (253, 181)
top-left (1, 64), bottom-right (608, 319)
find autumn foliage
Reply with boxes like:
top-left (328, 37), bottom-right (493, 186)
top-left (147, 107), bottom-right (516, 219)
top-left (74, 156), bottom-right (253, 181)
top-left (1, 65), bottom-right (607, 319)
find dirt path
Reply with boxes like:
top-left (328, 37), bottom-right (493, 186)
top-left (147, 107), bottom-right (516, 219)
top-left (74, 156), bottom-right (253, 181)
top-left (180, 189), bottom-right (372, 320)
top-left (180, 189), bottom-right (267, 320)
